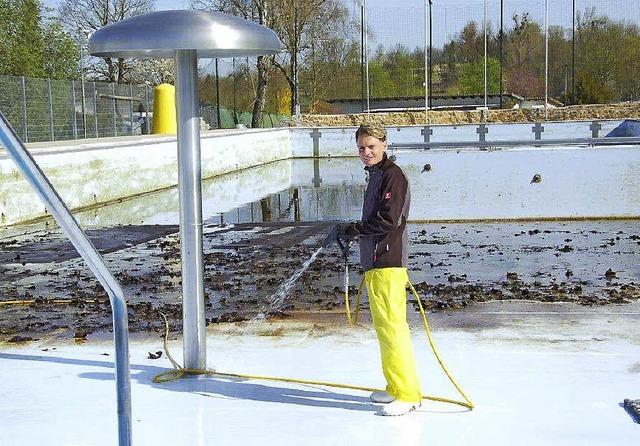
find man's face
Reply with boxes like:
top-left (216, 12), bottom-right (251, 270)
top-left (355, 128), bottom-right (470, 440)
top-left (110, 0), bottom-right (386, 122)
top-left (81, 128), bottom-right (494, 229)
top-left (357, 133), bottom-right (387, 167)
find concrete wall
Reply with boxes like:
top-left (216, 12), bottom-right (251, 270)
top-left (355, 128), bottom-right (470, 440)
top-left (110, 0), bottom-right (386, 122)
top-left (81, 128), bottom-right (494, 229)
top-left (2, 120), bottom-right (639, 226)
top-left (0, 128), bottom-right (291, 226)
top-left (401, 147), bottom-right (640, 221)
top-left (289, 120), bottom-right (623, 157)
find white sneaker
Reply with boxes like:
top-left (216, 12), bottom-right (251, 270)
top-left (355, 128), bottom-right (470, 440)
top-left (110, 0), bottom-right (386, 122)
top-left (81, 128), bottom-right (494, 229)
top-left (370, 391), bottom-right (395, 404)
top-left (378, 400), bottom-right (420, 416)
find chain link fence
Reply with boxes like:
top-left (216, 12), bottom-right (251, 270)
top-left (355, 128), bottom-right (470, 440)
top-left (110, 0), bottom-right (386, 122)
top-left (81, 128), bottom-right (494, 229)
top-left (0, 76), bottom-right (153, 143)
top-left (0, 74), bottom-right (289, 144)
top-left (4, 2), bottom-right (638, 131)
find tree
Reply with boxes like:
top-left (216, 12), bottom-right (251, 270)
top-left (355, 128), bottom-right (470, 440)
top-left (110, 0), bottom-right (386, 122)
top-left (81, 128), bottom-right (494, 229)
top-left (42, 19), bottom-right (81, 80)
top-left (458, 21), bottom-right (484, 63)
top-left (0, 0), bottom-right (79, 79)
top-left (0, 0), bottom-right (46, 77)
top-left (194, 0), bottom-right (356, 121)
top-left (58, 0), bottom-right (155, 83)
top-left (367, 61), bottom-right (395, 98)
top-left (302, 39), bottom-right (360, 112)
top-left (293, 1), bottom-right (356, 113)
top-left (574, 8), bottom-right (636, 104)
top-left (457, 56), bottom-right (500, 95)
top-left (547, 25), bottom-right (571, 98)
top-left (613, 24), bottom-right (640, 101)
top-left (381, 45), bottom-right (425, 97)
top-left (506, 67), bottom-right (543, 98)
top-left (128, 59), bottom-right (175, 86)
top-left (439, 39), bottom-right (460, 91)
top-left (505, 12), bottom-right (543, 74)
top-left (193, 0), bottom-right (277, 127)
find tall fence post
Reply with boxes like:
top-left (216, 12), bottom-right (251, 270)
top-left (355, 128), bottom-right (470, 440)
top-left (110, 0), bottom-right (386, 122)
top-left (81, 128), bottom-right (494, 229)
top-left (81, 79), bottom-right (87, 139)
top-left (47, 78), bottom-right (55, 141)
top-left (129, 84), bottom-right (134, 135)
top-left (92, 82), bottom-right (99, 138)
top-left (20, 76), bottom-right (28, 143)
top-left (111, 82), bottom-right (117, 137)
top-left (71, 80), bottom-right (78, 139)
top-left (144, 84), bottom-right (150, 134)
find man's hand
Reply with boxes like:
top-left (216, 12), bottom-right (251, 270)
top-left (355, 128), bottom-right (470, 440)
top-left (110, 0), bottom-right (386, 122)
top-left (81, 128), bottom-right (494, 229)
top-left (322, 223), bottom-right (344, 248)
top-left (322, 224), bottom-right (357, 259)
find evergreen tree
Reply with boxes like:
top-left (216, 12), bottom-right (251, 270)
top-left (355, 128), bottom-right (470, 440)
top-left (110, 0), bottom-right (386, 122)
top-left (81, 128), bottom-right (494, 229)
top-left (0, 0), bottom-right (79, 79)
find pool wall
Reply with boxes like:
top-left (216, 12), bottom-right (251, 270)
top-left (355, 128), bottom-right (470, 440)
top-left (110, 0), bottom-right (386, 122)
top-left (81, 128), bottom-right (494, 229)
top-left (0, 129), bottom-right (291, 226)
top-left (1, 120), bottom-right (639, 225)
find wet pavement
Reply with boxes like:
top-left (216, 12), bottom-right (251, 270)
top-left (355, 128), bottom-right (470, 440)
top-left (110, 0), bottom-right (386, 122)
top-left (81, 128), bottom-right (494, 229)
top-left (1, 218), bottom-right (639, 342)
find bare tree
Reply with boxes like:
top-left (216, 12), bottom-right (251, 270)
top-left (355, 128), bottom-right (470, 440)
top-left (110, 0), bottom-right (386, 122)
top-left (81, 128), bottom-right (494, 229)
top-left (193, 0), bottom-right (275, 127)
top-left (58, 0), bottom-right (155, 83)
top-left (271, 0), bottom-right (354, 115)
top-left (193, 0), bottom-right (355, 121)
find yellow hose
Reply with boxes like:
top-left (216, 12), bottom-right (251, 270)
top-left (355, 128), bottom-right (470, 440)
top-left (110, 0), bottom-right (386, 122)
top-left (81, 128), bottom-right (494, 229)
top-left (153, 276), bottom-right (474, 411)
top-left (0, 298), bottom-right (98, 306)
top-left (407, 280), bottom-right (474, 409)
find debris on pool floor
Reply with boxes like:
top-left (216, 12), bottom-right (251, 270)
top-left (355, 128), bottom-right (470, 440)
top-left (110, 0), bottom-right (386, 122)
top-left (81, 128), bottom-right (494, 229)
top-left (1, 219), bottom-right (639, 341)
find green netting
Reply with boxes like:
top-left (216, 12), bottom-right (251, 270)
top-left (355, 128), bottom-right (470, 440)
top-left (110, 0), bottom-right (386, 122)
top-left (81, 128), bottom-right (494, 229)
top-left (218, 108), bottom-right (236, 129)
top-left (238, 112), bottom-right (253, 127)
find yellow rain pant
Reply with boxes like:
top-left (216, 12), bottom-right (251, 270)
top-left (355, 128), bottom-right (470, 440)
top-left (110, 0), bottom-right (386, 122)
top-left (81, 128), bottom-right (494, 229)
top-left (364, 267), bottom-right (422, 403)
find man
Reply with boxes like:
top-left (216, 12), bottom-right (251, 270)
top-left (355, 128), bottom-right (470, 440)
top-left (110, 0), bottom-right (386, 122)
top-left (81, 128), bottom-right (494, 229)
top-left (323, 123), bottom-right (422, 416)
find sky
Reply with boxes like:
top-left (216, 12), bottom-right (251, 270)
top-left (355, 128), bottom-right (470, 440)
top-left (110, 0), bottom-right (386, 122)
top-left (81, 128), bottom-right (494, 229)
top-left (41, 0), bottom-right (640, 50)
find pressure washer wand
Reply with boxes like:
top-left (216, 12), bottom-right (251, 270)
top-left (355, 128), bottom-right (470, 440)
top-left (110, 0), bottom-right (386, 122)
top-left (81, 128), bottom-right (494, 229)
top-left (336, 236), bottom-right (354, 262)
top-left (321, 224), bottom-right (355, 312)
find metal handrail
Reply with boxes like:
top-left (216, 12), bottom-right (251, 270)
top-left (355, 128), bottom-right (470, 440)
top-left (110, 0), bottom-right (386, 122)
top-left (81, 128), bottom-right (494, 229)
top-left (390, 136), bottom-right (640, 150)
top-left (0, 111), bottom-right (132, 445)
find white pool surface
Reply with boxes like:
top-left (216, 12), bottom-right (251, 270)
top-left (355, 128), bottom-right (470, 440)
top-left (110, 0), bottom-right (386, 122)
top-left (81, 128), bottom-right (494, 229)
top-left (1, 300), bottom-right (639, 445)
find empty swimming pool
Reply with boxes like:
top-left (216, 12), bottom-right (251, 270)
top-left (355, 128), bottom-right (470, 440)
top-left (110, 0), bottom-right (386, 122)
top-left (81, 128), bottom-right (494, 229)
top-left (1, 151), bottom-right (639, 337)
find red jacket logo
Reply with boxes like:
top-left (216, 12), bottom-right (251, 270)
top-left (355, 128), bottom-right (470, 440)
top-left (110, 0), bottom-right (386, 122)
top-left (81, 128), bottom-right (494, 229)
top-left (384, 192), bottom-right (392, 200)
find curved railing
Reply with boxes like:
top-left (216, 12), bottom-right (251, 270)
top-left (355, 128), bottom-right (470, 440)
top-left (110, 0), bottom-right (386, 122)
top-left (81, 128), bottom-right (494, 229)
top-left (0, 110), bottom-right (132, 446)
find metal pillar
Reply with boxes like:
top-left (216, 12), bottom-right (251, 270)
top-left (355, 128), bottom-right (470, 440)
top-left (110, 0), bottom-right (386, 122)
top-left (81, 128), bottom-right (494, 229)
top-left (175, 49), bottom-right (207, 371)
top-left (483, 0), bottom-right (487, 109)
top-left (360, 1), bottom-right (365, 113)
top-left (363, 0), bottom-right (370, 114)
top-left (544, 0), bottom-right (549, 119)
top-left (500, 0), bottom-right (504, 108)
top-left (572, 0), bottom-right (576, 98)
top-left (87, 12), bottom-right (282, 441)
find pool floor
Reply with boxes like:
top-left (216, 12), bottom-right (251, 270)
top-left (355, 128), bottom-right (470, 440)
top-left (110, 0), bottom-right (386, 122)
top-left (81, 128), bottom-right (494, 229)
top-left (1, 299), bottom-right (639, 445)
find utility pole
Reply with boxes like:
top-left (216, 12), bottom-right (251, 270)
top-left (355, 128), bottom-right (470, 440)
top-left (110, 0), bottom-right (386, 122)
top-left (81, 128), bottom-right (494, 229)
top-left (358, 0), bottom-right (365, 112)
top-left (424, 0), bottom-right (429, 123)
top-left (293, 0), bottom-right (300, 119)
top-left (544, 0), bottom-right (549, 119)
top-left (429, 0), bottom-right (433, 110)
top-left (572, 0), bottom-right (576, 98)
top-left (483, 0), bottom-right (487, 109)
top-left (499, 0), bottom-right (503, 108)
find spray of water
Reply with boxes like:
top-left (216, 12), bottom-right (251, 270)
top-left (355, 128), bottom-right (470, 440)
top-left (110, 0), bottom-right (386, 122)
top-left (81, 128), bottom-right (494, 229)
top-left (253, 246), bottom-right (324, 321)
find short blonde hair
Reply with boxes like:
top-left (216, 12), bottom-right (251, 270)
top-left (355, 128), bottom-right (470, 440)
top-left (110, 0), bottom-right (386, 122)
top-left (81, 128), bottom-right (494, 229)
top-left (356, 123), bottom-right (387, 141)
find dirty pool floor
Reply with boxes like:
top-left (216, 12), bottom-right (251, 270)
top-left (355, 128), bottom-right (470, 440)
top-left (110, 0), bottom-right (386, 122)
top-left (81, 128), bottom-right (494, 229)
top-left (1, 219), bottom-right (639, 342)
